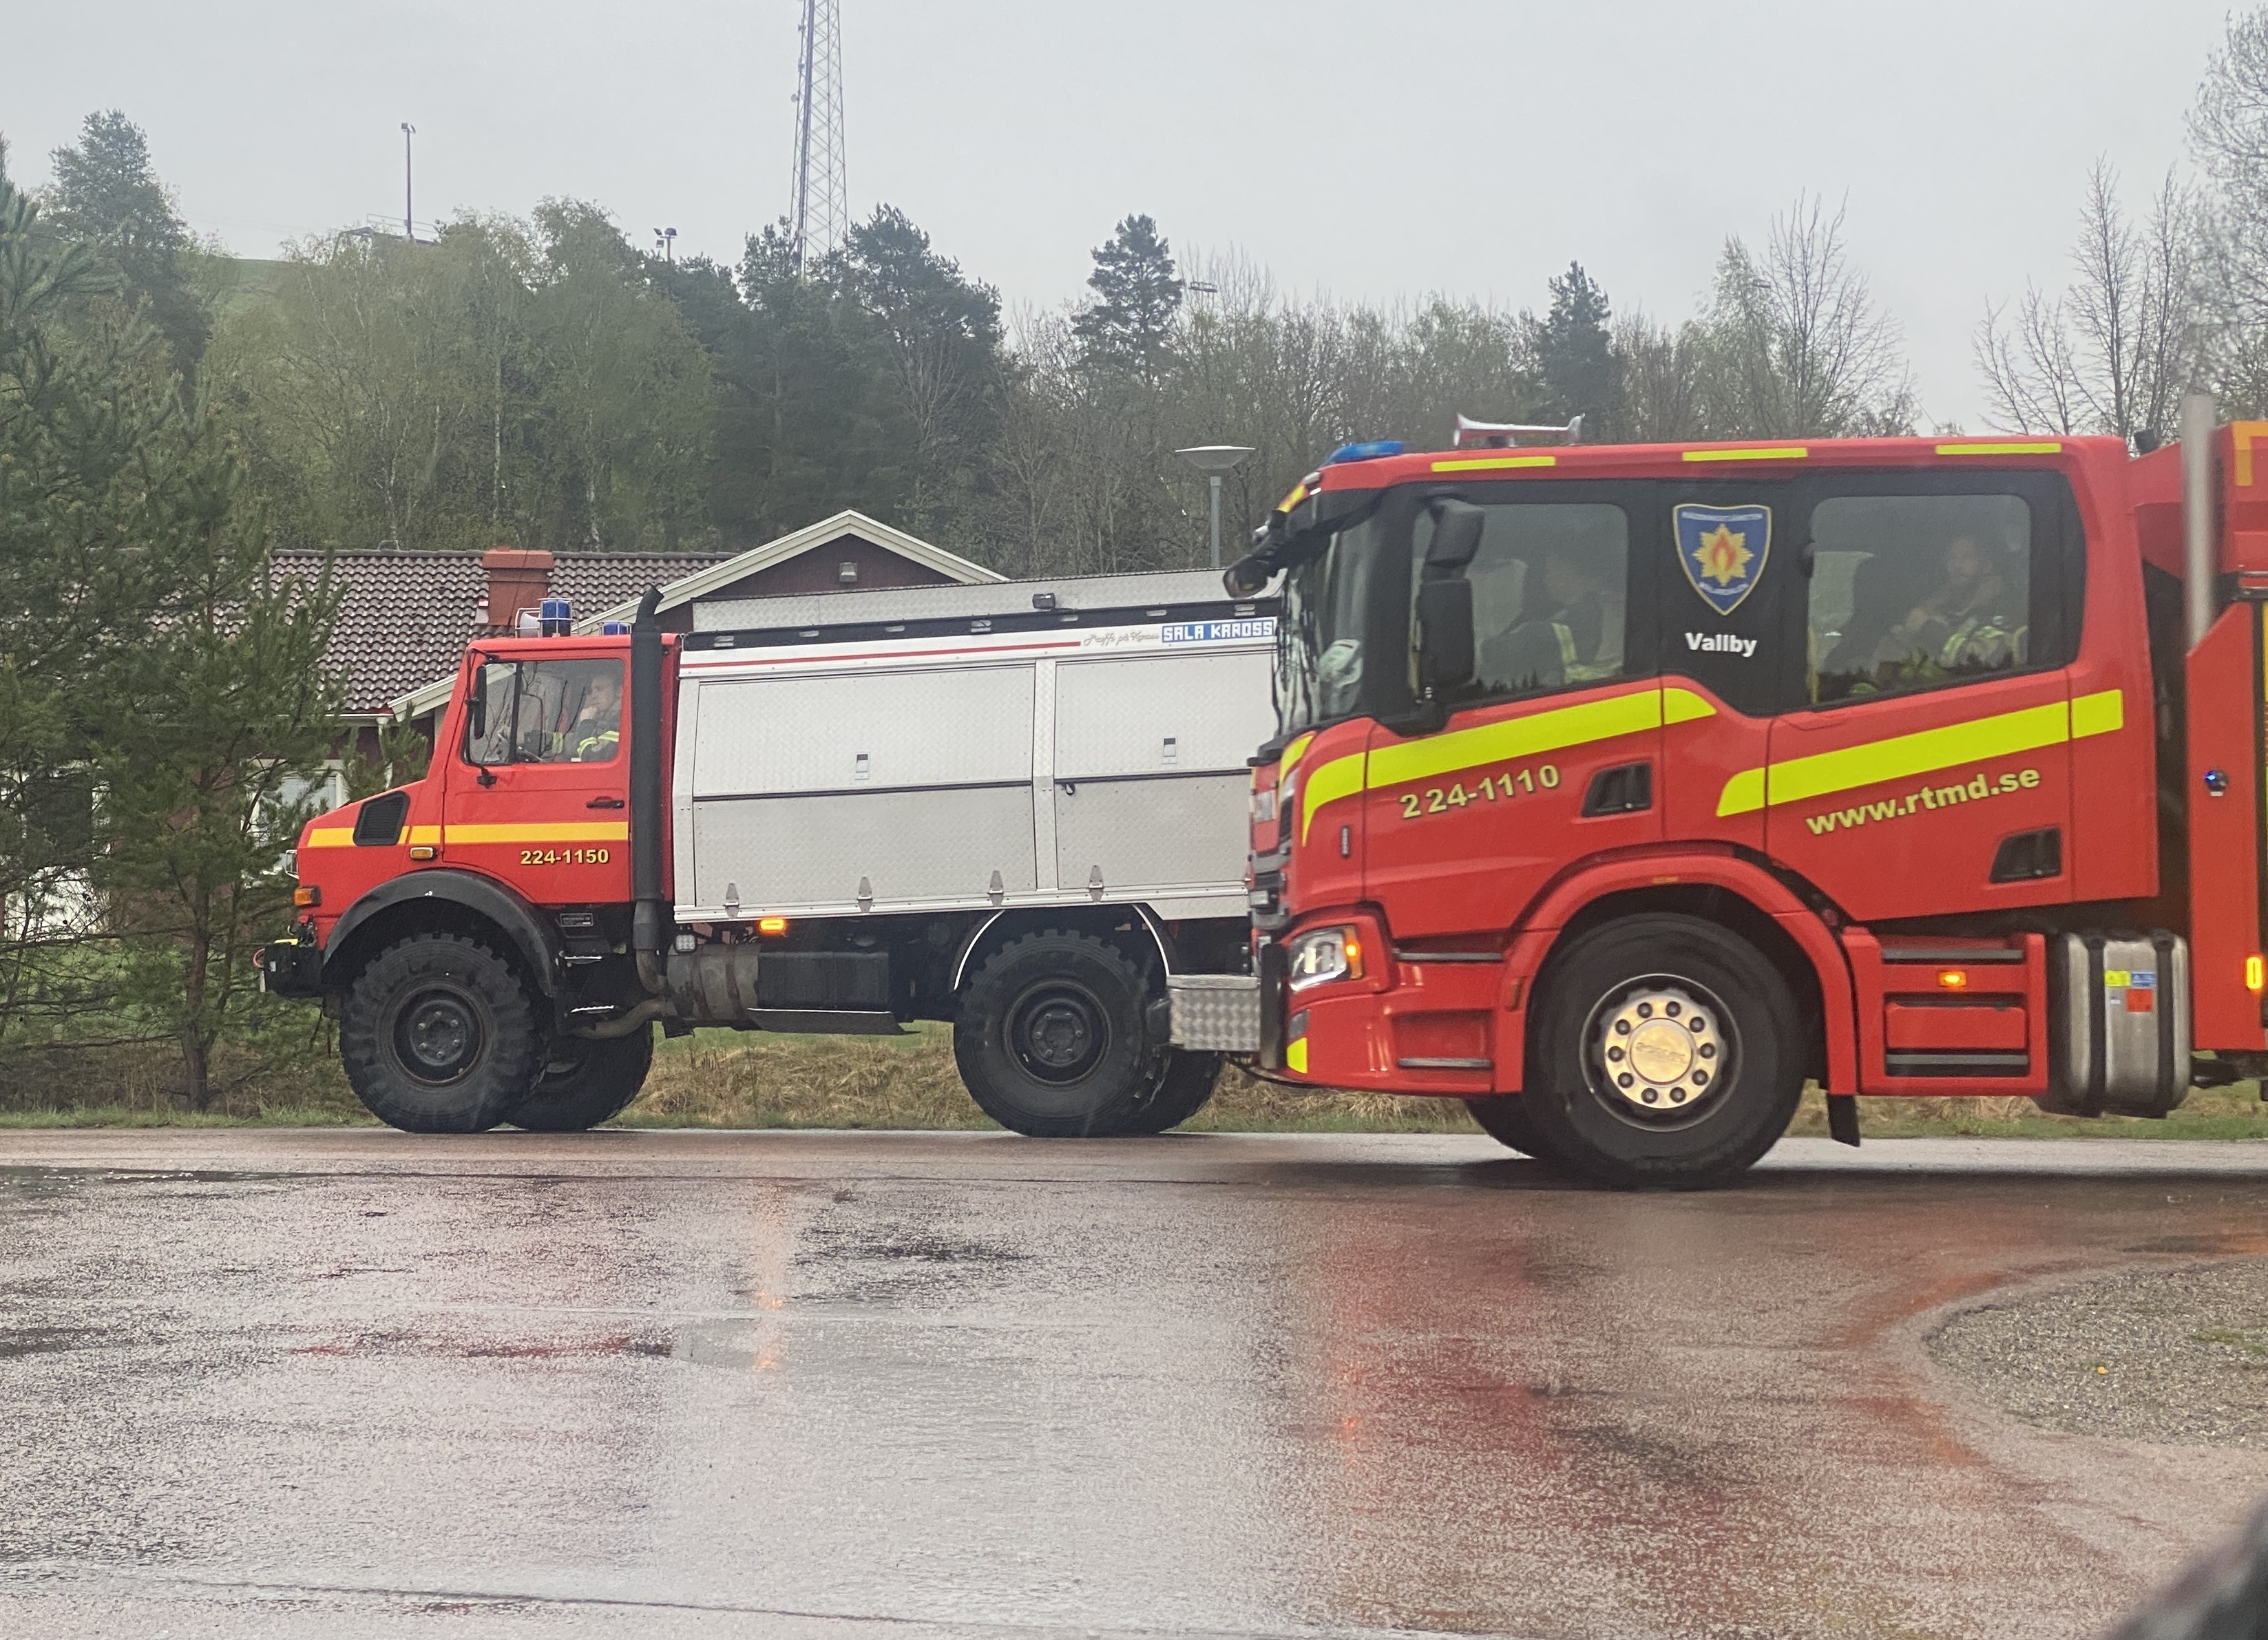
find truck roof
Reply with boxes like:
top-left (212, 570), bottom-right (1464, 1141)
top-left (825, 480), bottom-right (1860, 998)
top-left (692, 567), bottom-right (1248, 634)
top-left (1309, 432), bottom-right (2132, 494)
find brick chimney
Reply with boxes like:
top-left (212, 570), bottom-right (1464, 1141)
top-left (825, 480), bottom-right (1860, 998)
top-left (481, 547), bottom-right (554, 635)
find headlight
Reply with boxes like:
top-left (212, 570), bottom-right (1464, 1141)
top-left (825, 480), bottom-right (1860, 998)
top-left (1286, 925), bottom-right (1364, 990)
top-left (1250, 786), bottom-right (1279, 825)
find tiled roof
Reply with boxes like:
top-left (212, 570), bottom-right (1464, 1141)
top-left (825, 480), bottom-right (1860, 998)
top-left (272, 550), bottom-right (725, 715)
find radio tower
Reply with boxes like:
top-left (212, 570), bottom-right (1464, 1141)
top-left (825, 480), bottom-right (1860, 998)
top-left (788, 0), bottom-right (848, 273)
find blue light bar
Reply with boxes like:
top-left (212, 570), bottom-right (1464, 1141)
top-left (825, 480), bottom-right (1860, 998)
top-left (539, 596), bottom-right (572, 636)
top-left (1323, 439), bottom-right (1405, 465)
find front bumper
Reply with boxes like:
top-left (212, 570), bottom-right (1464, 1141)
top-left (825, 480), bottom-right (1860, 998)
top-left (1264, 914), bottom-right (1511, 1094)
top-left (256, 931), bottom-right (324, 999)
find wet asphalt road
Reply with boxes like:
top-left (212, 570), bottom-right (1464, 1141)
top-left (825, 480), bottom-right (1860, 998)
top-left (0, 1131), bottom-right (2264, 1640)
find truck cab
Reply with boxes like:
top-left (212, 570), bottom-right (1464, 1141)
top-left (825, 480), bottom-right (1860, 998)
top-left (1235, 420), bottom-right (2265, 1186)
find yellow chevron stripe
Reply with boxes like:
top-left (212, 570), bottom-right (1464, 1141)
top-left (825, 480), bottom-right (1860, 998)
top-left (1301, 751), bottom-right (1367, 844)
top-left (1712, 688), bottom-right (2123, 817)
top-left (1299, 686), bottom-right (1711, 841)
top-left (1279, 731), bottom-right (1316, 783)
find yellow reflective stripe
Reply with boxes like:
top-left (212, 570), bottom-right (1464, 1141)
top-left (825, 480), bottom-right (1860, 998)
top-left (1296, 686), bottom-right (1715, 841)
top-left (1368, 690), bottom-right (1662, 797)
top-left (1716, 768), bottom-right (1767, 818)
top-left (1279, 731), bottom-right (1316, 783)
top-left (406, 826), bottom-right (442, 846)
top-left (1682, 446), bottom-right (1807, 463)
top-left (1285, 1036), bottom-right (1310, 1073)
top-left (1935, 441), bottom-right (2062, 456)
top-left (1431, 454), bottom-right (1557, 472)
top-left (2070, 687), bottom-right (2124, 738)
top-left (1712, 688), bottom-right (2124, 817)
top-left (1300, 753), bottom-right (1367, 843)
top-left (303, 828), bottom-right (357, 848)
top-left (442, 823), bottom-right (629, 845)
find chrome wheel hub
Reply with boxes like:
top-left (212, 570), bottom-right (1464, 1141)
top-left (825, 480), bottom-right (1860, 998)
top-left (1592, 983), bottom-right (1723, 1115)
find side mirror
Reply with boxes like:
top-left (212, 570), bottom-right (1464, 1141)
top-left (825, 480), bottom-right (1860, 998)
top-left (1424, 498), bottom-right (1487, 572)
top-left (1415, 579), bottom-right (1476, 697)
top-left (1224, 554), bottom-right (1274, 598)
top-left (468, 664), bottom-right (488, 740)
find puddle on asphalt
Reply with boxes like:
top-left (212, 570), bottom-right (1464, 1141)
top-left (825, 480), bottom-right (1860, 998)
top-left (0, 1325), bottom-right (114, 1358)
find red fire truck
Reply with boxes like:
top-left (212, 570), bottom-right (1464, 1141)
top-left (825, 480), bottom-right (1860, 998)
top-left (1226, 401), bottom-right (2268, 1186)
top-left (260, 571), bottom-right (1274, 1137)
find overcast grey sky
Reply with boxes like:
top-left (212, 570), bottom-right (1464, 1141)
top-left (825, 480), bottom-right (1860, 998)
top-left (10, 1), bottom-right (2236, 427)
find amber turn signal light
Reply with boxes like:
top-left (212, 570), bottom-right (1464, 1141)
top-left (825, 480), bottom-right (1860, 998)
top-left (408, 845), bottom-right (439, 861)
top-left (757, 916), bottom-right (789, 936)
top-left (2247, 954), bottom-right (2265, 994)
top-left (293, 886), bottom-right (321, 908)
top-left (1937, 969), bottom-right (1968, 989)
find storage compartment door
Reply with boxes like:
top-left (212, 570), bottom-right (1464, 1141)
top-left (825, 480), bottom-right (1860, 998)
top-left (1050, 650), bottom-right (1270, 896)
top-left (689, 665), bottom-right (1033, 797)
top-left (1054, 772), bottom-right (1250, 896)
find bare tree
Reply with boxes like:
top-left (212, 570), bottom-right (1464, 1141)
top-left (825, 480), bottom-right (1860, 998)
top-left (1614, 311), bottom-right (1708, 442)
top-left (1700, 193), bottom-right (1912, 438)
top-left (1975, 162), bottom-right (2198, 440)
top-left (2192, 8), bottom-right (2268, 412)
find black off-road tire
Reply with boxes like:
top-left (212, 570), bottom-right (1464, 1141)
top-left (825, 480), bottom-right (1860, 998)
top-left (510, 1026), bottom-right (655, 1132)
top-left (1120, 1049), bottom-right (1224, 1135)
top-left (954, 929), bottom-right (1166, 1137)
top-left (1464, 1095), bottom-right (1564, 1167)
top-left (340, 932), bottom-right (545, 1133)
top-left (1522, 914), bottom-right (1803, 1190)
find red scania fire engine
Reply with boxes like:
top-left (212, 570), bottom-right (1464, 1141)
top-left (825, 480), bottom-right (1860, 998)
top-left (1227, 402), bottom-right (2268, 1186)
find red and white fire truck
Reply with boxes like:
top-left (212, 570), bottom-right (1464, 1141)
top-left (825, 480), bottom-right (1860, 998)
top-left (1226, 401), bottom-right (2268, 1184)
top-left (261, 570), bottom-right (1275, 1136)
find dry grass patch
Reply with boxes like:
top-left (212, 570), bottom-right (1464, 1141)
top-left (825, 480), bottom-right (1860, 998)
top-left (622, 1027), bottom-right (1478, 1133)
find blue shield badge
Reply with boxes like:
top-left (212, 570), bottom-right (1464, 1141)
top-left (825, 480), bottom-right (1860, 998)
top-left (1674, 503), bottom-right (1772, 617)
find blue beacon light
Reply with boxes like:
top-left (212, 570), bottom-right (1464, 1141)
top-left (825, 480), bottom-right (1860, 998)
top-left (539, 596), bottom-right (573, 635)
top-left (1323, 439), bottom-right (1405, 465)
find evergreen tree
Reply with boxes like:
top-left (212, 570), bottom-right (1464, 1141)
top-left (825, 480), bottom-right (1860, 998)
top-left (839, 205), bottom-right (1005, 538)
top-left (45, 110), bottom-right (211, 372)
top-left (92, 430), bottom-right (343, 1110)
top-left (1073, 214), bottom-right (1182, 377)
top-left (1533, 261), bottom-right (1622, 435)
top-left (0, 151), bottom-right (171, 1038)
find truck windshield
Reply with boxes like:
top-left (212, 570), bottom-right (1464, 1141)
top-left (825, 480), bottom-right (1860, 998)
top-left (1275, 517), bottom-right (1382, 736)
top-left (467, 658), bottom-right (624, 766)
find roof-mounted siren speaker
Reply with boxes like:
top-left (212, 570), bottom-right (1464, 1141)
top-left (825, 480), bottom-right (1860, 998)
top-left (1453, 413), bottom-right (1586, 450)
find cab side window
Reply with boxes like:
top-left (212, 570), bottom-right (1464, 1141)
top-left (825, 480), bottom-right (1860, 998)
top-left (465, 659), bottom-right (625, 766)
top-left (1414, 502), bottom-right (1631, 702)
top-left (1809, 494), bottom-right (2033, 706)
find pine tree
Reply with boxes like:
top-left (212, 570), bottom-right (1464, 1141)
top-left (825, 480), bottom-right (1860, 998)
top-left (92, 421), bottom-right (343, 1110)
top-left (1073, 215), bottom-right (1183, 377)
top-left (1533, 261), bottom-right (1622, 436)
top-left (45, 110), bottom-right (211, 372)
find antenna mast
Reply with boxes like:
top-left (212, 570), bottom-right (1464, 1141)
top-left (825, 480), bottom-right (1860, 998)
top-left (788, 0), bottom-right (848, 274)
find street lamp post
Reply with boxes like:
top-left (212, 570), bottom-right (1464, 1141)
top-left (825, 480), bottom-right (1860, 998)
top-left (400, 123), bottom-right (416, 242)
top-left (1173, 445), bottom-right (1256, 569)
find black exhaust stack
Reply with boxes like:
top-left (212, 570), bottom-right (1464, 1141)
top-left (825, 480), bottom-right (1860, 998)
top-left (629, 588), bottom-right (668, 994)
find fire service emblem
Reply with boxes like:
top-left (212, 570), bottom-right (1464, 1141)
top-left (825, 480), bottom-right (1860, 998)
top-left (1674, 503), bottom-right (1772, 616)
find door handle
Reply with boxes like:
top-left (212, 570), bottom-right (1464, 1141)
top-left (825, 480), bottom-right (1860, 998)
top-left (587, 796), bottom-right (626, 810)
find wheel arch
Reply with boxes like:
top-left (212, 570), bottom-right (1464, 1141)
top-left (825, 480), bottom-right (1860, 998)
top-left (323, 870), bottom-right (562, 1004)
top-left (949, 903), bottom-right (1174, 997)
top-left (1500, 851), bottom-right (1856, 1093)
